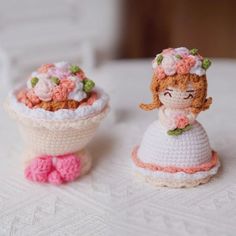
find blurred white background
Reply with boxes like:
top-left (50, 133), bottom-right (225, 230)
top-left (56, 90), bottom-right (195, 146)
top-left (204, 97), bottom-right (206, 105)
top-left (0, 0), bottom-right (122, 88)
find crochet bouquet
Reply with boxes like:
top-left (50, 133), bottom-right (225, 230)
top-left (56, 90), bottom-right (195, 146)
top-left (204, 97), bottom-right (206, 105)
top-left (132, 47), bottom-right (220, 188)
top-left (5, 62), bottom-right (109, 185)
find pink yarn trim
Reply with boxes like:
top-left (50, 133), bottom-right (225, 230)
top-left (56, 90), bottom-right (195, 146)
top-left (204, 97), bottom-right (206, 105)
top-left (132, 146), bottom-right (218, 174)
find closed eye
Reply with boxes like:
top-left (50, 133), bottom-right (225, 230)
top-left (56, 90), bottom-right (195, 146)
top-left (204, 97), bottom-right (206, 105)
top-left (184, 94), bottom-right (194, 99)
top-left (164, 92), bottom-right (172, 97)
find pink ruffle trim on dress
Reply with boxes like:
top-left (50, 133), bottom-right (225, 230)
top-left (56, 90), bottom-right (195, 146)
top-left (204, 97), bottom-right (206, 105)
top-left (132, 146), bottom-right (218, 174)
top-left (25, 153), bottom-right (81, 185)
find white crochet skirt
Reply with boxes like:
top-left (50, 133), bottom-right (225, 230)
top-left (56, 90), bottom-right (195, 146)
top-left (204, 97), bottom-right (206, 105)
top-left (132, 120), bottom-right (220, 188)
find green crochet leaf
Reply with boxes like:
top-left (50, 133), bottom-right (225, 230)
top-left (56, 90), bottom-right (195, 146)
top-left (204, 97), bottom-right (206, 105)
top-left (156, 54), bottom-right (163, 65)
top-left (202, 58), bottom-right (212, 70)
top-left (70, 65), bottom-right (81, 74)
top-left (189, 48), bottom-right (198, 55)
top-left (31, 77), bottom-right (39, 88)
top-left (175, 54), bottom-right (182, 59)
top-left (167, 125), bottom-right (192, 136)
top-left (50, 76), bottom-right (60, 85)
top-left (182, 124), bottom-right (192, 131)
top-left (167, 128), bottom-right (183, 136)
top-left (83, 79), bottom-right (95, 93)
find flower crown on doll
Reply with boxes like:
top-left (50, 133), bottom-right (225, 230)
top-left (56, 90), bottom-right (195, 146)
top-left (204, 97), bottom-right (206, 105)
top-left (152, 47), bottom-right (211, 80)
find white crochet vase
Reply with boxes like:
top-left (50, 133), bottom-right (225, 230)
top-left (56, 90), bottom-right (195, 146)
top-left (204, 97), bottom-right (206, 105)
top-left (5, 88), bottom-right (109, 181)
top-left (132, 120), bottom-right (220, 188)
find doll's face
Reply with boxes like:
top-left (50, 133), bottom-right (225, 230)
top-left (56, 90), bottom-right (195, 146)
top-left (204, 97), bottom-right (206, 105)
top-left (159, 84), bottom-right (196, 109)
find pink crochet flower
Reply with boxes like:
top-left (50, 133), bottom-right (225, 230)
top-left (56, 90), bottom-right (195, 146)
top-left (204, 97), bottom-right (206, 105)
top-left (155, 66), bottom-right (166, 80)
top-left (25, 99), bottom-right (34, 108)
top-left (26, 89), bottom-right (41, 105)
top-left (52, 85), bottom-right (68, 102)
top-left (17, 90), bottom-right (27, 101)
top-left (55, 154), bottom-right (81, 182)
top-left (87, 92), bottom-right (98, 105)
top-left (161, 55), bottom-right (177, 76)
top-left (37, 64), bottom-right (54, 73)
top-left (76, 70), bottom-right (86, 80)
top-left (162, 48), bottom-right (174, 54)
top-left (52, 79), bottom-right (75, 101)
top-left (25, 156), bottom-right (52, 183)
top-left (175, 115), bottom-right (189, 129)
top-left (176, 56), bottom-right (196, 75)
top-left (60, 78), bottom-right (75, 93)
top-left (49, 67), bottom-right (71, 79)
top-left (34, 78), bottom-right (54, 101)
top-left (174, 47), bottom-right (189, 56)
top-left (17, 90), bottom-right (34, 108)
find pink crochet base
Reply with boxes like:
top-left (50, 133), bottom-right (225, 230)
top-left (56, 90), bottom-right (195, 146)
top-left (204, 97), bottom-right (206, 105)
top-left (132, 146), bottom-right (218, 174)
top-left (25, 154), bottom-right (81, 185)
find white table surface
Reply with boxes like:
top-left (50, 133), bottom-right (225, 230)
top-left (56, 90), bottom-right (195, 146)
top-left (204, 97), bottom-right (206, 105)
top-left (0, 59), bottom-right (236, 236)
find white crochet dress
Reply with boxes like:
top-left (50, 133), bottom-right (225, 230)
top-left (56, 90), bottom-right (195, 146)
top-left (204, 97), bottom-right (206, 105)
top-left (132, 109), bottom-right (220, 188)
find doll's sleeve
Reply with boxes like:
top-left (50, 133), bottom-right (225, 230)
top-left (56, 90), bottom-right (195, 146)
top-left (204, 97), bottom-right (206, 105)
top-left (159, 106), bottom-right (176, 130)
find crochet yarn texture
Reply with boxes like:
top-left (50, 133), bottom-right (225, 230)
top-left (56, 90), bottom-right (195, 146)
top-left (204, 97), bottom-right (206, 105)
top-left (132, 47), bottom-right (220, 188)
top-left (5, 62), bottom-right (109, 185)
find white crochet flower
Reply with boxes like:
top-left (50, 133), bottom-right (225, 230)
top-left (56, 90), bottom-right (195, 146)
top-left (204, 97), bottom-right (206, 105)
top-left (34, 76), bottom-right (54, 101)
top-left (152, 54), bottom-right (161, 69)
top-left (27, 72), bottom-right (39, 89)
top-left (190, 59), bottom-right (205, 76)
top-left (27, 79), bottom-right (33, 89)
top-left (68, 78), bottom-right (87, 102)
top-left (162, 55), bottom-right (177, 76)
top-left (54, 61), bottom-right (70, 70)
top-left (174, 47), bottom-right (189, 56)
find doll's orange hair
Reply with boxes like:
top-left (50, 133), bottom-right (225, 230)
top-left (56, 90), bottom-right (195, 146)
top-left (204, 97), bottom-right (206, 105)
top-left (140, 73), bottom-right (212, 114)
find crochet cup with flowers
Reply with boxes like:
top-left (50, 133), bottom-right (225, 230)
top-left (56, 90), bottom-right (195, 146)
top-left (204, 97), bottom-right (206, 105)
top-left (5, 62), bottom-right (109, 185)
top-left (132, 47), bottom-right (220, 188)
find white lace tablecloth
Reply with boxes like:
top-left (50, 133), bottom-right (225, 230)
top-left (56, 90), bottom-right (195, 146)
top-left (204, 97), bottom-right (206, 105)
top-left (0, 59), bottom-right (236, 236)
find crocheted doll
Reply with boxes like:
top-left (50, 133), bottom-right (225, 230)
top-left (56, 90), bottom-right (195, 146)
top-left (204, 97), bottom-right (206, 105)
top-left (132, 47), bottom-right (220, 188)
top-left (5, 62), bottom-right (109, 185)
